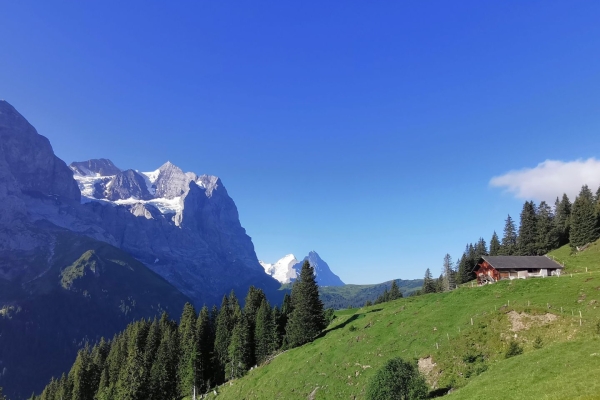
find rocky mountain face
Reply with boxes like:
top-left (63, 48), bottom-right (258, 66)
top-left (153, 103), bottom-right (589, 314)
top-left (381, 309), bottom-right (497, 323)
top-left (262, 251), bottom-right (345, 287)
top-left (0, 100), bottom-right (280, 398)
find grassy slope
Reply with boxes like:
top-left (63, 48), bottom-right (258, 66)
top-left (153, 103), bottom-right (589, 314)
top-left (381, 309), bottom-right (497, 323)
top-left (210, 241), bottom-right (600, 400)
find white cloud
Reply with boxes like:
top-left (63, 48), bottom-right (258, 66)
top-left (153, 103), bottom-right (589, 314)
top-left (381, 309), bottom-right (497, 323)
top-left (490, 158), bottom-right (600, 202)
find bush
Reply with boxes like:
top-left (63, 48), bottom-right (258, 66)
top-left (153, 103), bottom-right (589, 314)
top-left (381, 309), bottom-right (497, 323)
top-left (324, 308), bottom-right (336, 325)
top-left (348, 324), bottom-right (357, 332)
top-left (505, 340), bottom-right (523, 358)
top-left (366, 357), bottom-right (428, 400)
top-left (533, 336), bottom-right (543, 349)
top-left (595, 320), bottom-right (600, 335)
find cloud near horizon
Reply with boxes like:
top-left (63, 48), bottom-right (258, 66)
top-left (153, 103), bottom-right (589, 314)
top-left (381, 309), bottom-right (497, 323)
top-left (490, 158), bottom-right (600, 202)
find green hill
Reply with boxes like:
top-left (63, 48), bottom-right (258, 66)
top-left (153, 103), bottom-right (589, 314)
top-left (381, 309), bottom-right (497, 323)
top-left (319, 279), bottom-right (423, 309)
top-left (209, 241), bottom-right (600, 399)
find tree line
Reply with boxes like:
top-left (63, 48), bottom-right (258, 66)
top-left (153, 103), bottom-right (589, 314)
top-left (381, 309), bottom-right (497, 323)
top-left (420, 184), bottom-right (600, 292)
top-left (29, 261), bottom-right (328, 400)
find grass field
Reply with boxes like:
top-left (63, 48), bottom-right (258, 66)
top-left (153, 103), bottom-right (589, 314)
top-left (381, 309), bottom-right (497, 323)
top-left (201, 241), bottom-right (600, 399)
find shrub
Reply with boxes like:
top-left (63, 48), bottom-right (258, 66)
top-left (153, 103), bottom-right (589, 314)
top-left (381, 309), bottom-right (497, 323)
top-left (348, 325), bottom-right (357, 332)
top-left (366, 357), bottom-right (428, 400)
top-left (324, 308), bottom-right (336, 325)
top-left (595, 320), bottom-right (600, 335)
top-left (533, 336), bottom-right (543, 349)
top-left (505, 340), bottom-right (523, 358)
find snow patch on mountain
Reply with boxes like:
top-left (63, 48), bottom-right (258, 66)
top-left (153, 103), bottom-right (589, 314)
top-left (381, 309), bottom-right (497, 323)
top-left (259, 254), bottom-right (298, 284)
top-left (70, 160), bottom-right (218, 219)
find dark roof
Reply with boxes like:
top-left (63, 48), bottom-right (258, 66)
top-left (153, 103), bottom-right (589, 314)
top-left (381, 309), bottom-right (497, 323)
top-left (479, 256), bottom-right (563, 270)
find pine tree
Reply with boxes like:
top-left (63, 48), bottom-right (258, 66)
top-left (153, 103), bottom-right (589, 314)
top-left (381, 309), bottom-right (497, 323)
top-left (213, 295), bottom-right (232, 384)
top-left (517, 201), bottom-right (538, 256)
top-left (178, 303), bottom-right (198, 399)
top-left (196, 306), bottom-right (213, 392)
top-left (243, 286), bottom-right (266, 367)
top-left (442, 254), bottom-right (455, 291)
top-left (422, 268), bottom-right (436, 294)
top-left (554, 194), bottom-right (572, 246)
top-left (0, 387), bottom-right (5, 400)
top-left (70, 345), bottom-right (94, 400)
top-left (389, 280), bottom-right (402, 300)
top-left (254, 299), bottom-right (276, 365)
top-left (226, 318), bottom-right (250, 380)
top-left (489, 231), bottom-right (501, 256)
top-left (475, 238), bottom-right (488, 257)
top-left (285, 260), bottom-right (326, 348)
top-left (499, 215), bottom-right (518, 255)
top-left (570, 185), bottom-right (599, 248)
top-left (536, 201), bottom-right (558, 255)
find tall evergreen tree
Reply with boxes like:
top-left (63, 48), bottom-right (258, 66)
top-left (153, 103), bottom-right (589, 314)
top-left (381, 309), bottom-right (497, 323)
top-left (570, 185), bottom-right (599, 248)
top-left (517, 201), bottom-right (538, 256)
top-left (285, 260), bottom-right (326, 348)
top-left (422, 268), bottom-right (436, 294)
top-left (499, 215), bottom-right (518, 255)
top-left (554, 194), bottom-right (572, 246)
top-left (69, 345), bottom-right (94, 400)
top-left (442, 254), bottom-right (455, 291)
top-left (196, 306), bottom-right (213, 392)
top-left (536, 201), bottom-right (558, 255)
top-left (226, 318), bottom-right (250, 380)
top-left (178, 303), bottom-right (198, 399)
top-left (213, 296), bottom-right (232, 384)
top-left (254, 299), bottom-right (276, 365)
top-left (489, 231), bottom-right (501, 256)
top-left (243, 286), bottom-right (267, 367)
top-left (475, 238), bottom-right (488, 257)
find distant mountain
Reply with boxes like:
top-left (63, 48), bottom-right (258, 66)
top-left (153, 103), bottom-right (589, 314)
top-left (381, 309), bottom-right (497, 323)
top-left (0, 100), bottom-right (281, 398)
top-left (260, 254), bottom-right (298, 283)
top-left (294, 251), bottom-right (345, 286)
top-left (319, 278), bottom-right (423, 309)
top-left (262, 251), bottom-right (345, 287)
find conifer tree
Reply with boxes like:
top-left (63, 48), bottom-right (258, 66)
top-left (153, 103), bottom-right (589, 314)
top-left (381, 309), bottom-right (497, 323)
top-left (271, 305), bottom-right (283, 349)
top-left (489, 231), bottom-right (501, 256)
top-left (499, 215), bottom-right (517, 255)
top-left (70, 345), bottom-right (94, 400)
top-left (243, 286), bottom-right (266, 367)
top-left (254, 299), bottom-right (276, 365)
top-left (475, 238), bottom-right (488, 257)
top-left (178, 303), bottom-right (198, 398)
top-left (285, 260), bottom-right (326, 348)
top-left (0, 387), bottom-right (5, 400)
top-left (196, 306), bottom-right (213, 392)
top-left (536, 201), bottom-right (558, 255)
top-left (554, 194), bottom-right (572, 246)
top-left (213, 296), bottom-right (232, 384)
top-left (570, 185), bottom-right (599, 248)
top-left (226, 318), bottom-right (250, 380)
top-left (422, 268), bottom-right (436, 294)
top-left (442, 254), bottom-right (455, 291)
top-left (389, 280), bottom-right (402, 300)
top-left (517, 201), bottom-right (538, 256)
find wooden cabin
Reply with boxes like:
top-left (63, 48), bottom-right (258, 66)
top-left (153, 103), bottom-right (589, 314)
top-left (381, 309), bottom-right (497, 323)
top-left (474, 256), bottom-right (563, 285)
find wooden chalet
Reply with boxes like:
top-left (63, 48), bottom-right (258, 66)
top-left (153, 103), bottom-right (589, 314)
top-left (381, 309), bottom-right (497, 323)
top-left (474, 256), bottom-right (563, 285)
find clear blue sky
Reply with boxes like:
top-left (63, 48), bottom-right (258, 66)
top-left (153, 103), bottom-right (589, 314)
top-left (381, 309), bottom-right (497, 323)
top-left (2, 1), bottom-right (599, 283)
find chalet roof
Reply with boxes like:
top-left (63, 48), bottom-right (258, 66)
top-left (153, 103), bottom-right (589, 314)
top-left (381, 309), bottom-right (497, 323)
top-left (480, 256), bottom-right (563, 270)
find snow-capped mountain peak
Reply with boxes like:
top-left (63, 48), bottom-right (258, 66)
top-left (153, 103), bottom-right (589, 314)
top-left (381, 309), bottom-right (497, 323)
top-left (69, 159), bottom-right (221, 222)
top-left (262, 251), bottom-right (345, 287)
top-left (259, 254), bottom-right (298, 284)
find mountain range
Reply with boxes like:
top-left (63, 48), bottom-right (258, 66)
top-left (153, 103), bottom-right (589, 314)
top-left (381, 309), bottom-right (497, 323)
top-left (0, 100), bottom-right (279, 398)
top-left (260, 251), bottom-right (345, 286)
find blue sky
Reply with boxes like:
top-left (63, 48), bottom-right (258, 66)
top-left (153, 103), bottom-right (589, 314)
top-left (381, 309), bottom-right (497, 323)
top-left (2, 1), bottom-right (600, 283)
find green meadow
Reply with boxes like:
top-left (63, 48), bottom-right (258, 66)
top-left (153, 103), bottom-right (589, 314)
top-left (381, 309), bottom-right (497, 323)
top-left (205, 241), bottom-right (600, 399)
